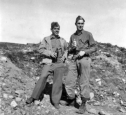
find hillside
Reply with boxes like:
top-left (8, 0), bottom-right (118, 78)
top-left (0, 42), bottom-right (126, 115)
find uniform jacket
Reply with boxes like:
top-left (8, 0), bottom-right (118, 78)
top-left (69, 30), bottom-right (97, 56)
top-left (39, 35), bottom-right (68, 64)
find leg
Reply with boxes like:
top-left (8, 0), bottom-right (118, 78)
top-left (76, 57), bottom-right (91, 114)
top-left (65, 60), bottom-right (77, 99)
top-left (26, 64), bottom-right (51, 104)
top-left (51, 63), bottom-right (67, 108)
top-left (78, 57), bottom-right (91, 99)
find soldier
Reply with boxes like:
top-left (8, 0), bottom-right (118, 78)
top-left (26, 22), bottom-right (68, 110)
top-left (66, 15), bottom-right (97, 114)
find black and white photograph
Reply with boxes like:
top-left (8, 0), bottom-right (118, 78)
top-left (0, 0), bottom-right (126, 115)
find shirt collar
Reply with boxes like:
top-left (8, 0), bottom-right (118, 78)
top-left (75, 30), bottom-right (84, 35)
top-left (50, 34), bottom-right (60, 39)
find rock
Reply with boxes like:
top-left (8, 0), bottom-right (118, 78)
top-left (113, 91), bottom-right (120, 97)
top-left (88, 108), bottom-right (98, 114)
top-left (98, 110), bottom-right (111, 115)
top-left (41, 104), bottom-right (46, 108)
top-left (90, 92), bottom-right (94, 100)
top-left (34, 100), bottom-right (40, 106)
top-left (31, 57), bottom-right (35, 60)
top-left (2, 83), bottom-right (6, 86)
top-left (45, 110), bottom-right (50, 114)
top-left (20, 110), bottom-right (26, 115)
top-left (93, 101), bottom-right (101, 106)
top-left (37, 106), bottom-right (41, 110)
top-left (120, 100), bottom-right (126, 107)
top-left (15, 90), bottom-right (24, 95)
top-left (122, 78), bottom-right (126, 83)
top-left (15, 97), bottom-right (22, 102)
top-left (0, 113), bottom-right (4, 115)
top-left (3, 93), bottom-right (8, 99)
top-left (96, 78), bottom-right (102, 85)
top-left (0, 98), bottom-right (2, 108)
top-left (0, 56), bottom-right (7, 62)
top-left (9, 95), bottom-right (14, 99)
top-left (10, 100), bottom-right (18, 108)
top-left (96, 78), bottom-right (101, 82)
top-left (36, 77), bottom-right (39, 80)
top-left (119, 108), bottom-right (126, 113)
top-left (116, 106), bottom-right (126, 113)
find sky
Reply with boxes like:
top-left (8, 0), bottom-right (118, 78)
top-left (0, 0), bottom-right (126, 48)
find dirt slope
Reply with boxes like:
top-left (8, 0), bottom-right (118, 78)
top-left (0, 42), bottom-right (126, 115)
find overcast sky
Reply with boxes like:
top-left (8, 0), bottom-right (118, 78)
top-left (0, 0), bottom-right (126, 48)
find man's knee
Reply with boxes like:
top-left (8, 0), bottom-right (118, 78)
top-left (40, 65), bottom-right (51, 78)
top-left (41, 72), bottom-right (48, 79)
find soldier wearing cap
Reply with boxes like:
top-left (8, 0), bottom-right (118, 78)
top-left (26, 22), bottom-right (68, 110)
top-left (66, 15), bottom-right (97, 114)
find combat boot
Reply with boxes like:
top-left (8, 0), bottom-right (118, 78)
top-left (76, 97), bottom-right (87, 114)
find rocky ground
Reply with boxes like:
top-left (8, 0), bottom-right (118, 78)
top-left (0, 42), bottom-right (126, 115)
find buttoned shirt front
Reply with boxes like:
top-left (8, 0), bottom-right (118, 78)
top-left (69, 30), bottom-right (96, 56)
top-left (51, 35), bottom-right (63, 62)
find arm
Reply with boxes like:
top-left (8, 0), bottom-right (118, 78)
top-left (83, 33), bottom-right (97, 55)
top-left (38, 38), bottom-right (52, 57)
top-left (74, 33), bottom-right (97, 59)
top-left (79, 33), bottom-right (97, 55)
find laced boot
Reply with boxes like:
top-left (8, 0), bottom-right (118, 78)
top-left (26, 97), bottom-right (35, 105)
top-left (76, 97), bottom-right (87, 114)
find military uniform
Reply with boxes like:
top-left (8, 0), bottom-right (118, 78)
top-left (29, 35), bottom-right (68, 108)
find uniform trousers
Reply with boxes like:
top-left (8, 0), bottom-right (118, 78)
top-left (65, 57), bottom-right (91, 99)
top-left (31, 62), bottom-right (67, 107)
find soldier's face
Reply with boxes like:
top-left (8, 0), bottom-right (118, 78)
top-left (51, 26), bottom-right (60, 36)
top-left (76, 19), bottom-right (84, 31)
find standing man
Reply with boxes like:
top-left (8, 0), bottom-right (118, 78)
top-left (26, 22), bottom-right (68, 109)
top-left (67, 16), bottom-right (97, 114)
